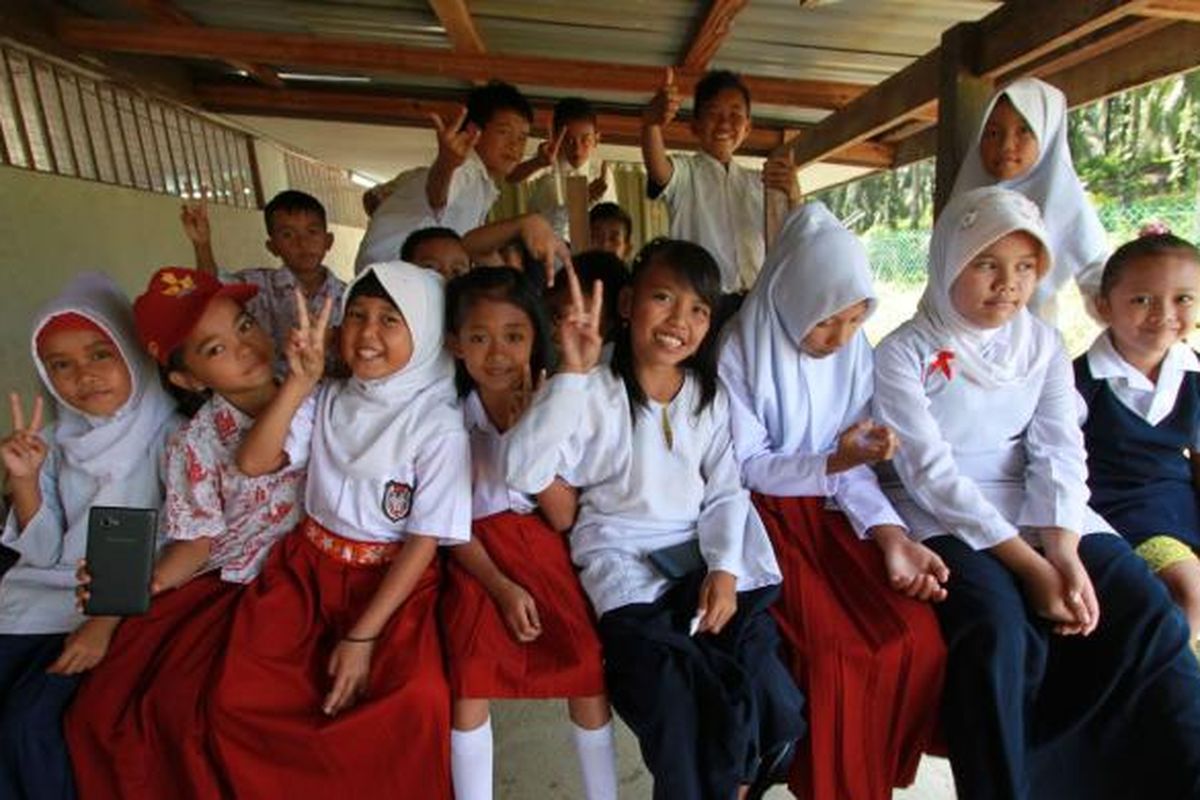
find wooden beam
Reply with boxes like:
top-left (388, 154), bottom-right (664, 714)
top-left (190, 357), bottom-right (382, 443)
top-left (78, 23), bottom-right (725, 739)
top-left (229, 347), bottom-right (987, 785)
top-left (784, 0), bottom-right (1158, 168)
top-left (681, 0), bottom-right (749, 71)
top-left (57, 17), bottom-right (869, 111)
top-left (192, 82), bottom-right (894, 167)
top-left (117, 0), bottom-right (283, 87)
top-left (428, 0), bottom-right (487, 55)
top-left (1001, 15), bottom-right (1173, 83)
top-left (1137, 0), bottom-right (1200, 21)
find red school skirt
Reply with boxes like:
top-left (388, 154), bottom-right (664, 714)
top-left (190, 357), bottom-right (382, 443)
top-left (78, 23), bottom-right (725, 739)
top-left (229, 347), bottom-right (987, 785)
top-left (442, 511), bottom-right (605, 699)
top-left (208, 518), bottom-right (451, 800)
top-left (753, 494), bottom-right (946, 800)
top-left (66, 573), bottom-right (240, 800)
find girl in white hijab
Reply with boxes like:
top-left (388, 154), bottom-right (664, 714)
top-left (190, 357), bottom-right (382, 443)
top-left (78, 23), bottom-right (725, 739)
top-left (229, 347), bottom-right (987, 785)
top-left (873, 186), bottom-right (1200, 800)
top-left (0, 272), bottom-right (177, 800)
top-left (213, 262), bottom-right (470, 800)
top-left (720, 202), bottom-right (946, 800)
top-left (951, 77), bottom-right (1109, 319)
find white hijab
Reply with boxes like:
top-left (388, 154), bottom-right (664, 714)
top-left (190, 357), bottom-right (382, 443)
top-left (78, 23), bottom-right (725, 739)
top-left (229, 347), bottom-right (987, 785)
top-left (950, 77), bottom-right (1109, 307)
top-left (30, 272), bottom-right (177, 506)
top-left (316, 261), bottom-right (461, 480)
top-left (915, 187), bottom-right (1056, 390)
top-left (725, 202), bottom-right (877, 454)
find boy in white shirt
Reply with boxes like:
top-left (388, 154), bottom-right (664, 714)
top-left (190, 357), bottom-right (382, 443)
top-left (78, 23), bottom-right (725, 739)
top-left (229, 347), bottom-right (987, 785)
top-left (511, 97), bottom-right (616, 245)
top-left (355, 81), bottom-right (534, 272)
top-left (641, 69), bottom-right (800, 293)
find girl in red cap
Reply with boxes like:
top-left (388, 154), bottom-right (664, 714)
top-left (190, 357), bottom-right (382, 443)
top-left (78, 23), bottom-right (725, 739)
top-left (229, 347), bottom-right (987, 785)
top-left (67, 266), bottom-right (306, 799)
top-left (0, 273), bottom-right (178, 800)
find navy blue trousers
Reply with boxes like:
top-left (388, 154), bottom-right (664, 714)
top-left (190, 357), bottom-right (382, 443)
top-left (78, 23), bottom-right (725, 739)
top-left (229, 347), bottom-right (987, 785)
top-left (0, 635), bottom-right (79, 800)
top-left (599, 575), bottom-right (805, 800)
top-left (928, 533), bottom-right (1200, 800)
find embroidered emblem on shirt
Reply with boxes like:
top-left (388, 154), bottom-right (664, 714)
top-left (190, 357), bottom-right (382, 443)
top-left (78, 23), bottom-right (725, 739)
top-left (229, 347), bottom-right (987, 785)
top-left (926, 349), bottom-right (955, 380)
top-left (381, 480), bottom-right (413, 522)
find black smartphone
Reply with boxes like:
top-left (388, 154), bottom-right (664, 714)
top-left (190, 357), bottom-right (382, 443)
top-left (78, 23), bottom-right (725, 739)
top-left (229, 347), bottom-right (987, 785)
top-left (646, 538), bottom-right (706, 581)
top-left (84, 506), bottom-right (157, 616)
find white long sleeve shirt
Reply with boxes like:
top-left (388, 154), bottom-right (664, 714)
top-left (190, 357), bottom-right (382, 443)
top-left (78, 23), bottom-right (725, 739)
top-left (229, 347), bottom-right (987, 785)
top-left (505, 370), bottom-right (780, 615)
top-left (872, 321), bottom-right (1112, 550)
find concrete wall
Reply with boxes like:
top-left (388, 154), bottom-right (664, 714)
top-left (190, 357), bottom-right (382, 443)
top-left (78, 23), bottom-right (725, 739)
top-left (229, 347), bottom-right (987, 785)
top-left (0, 164), bottom-right (363, 414)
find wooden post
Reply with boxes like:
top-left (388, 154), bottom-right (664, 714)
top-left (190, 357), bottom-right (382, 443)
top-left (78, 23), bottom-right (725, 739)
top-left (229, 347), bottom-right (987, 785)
top-left (934, 22), bottom-right (994, 216)
top-left (565, 174), bottom-right (590, 253)
top-left (763, 136), bottom-right (794, 253)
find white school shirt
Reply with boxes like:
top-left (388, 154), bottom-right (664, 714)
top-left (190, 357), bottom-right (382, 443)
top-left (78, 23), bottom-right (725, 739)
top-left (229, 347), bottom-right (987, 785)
top-left (658, 152), bottom-right (764, 293)
top-left (162, 395), bottom-right (306, 583)
top-left (872, 320), bottom-right (1113, 550)
top-left (0, 423), bottom-right (174, 634)
top-left (505, 369), bottom-right (781, 616)
top-left (284, 386), bottom-right (472, 544)
top-left (464, 391), bottom-right (536, 520)
top-left (355, 150), bottom-right (499, 273)
top-left (1079, 334), bottom-right (1200, 447)
top-left (528, 157), bottom-right (617, 243)
top-left (719, 342), bottom-right (906, 539)
top-left (226, 266), bottom-right (346, 375)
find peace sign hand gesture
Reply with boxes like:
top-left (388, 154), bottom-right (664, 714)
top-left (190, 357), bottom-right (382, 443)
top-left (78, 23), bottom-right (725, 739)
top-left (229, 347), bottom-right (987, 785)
top-left (431, 107), bottom-right (481, 172)
top-left (284, 291), bottom-right (333, 390)
top-left (556, 264), bottom-right (605, 374)
top-left (1, 393), bottom-right (47, 482)
top-left (644, 67), bottom-right (681, 127)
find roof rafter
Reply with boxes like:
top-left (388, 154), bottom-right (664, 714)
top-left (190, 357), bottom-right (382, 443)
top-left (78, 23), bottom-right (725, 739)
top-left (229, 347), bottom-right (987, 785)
top-left (782, 0), bottom-right (1177, 167)
top-left (55, 16), bottom-right (870, 111)
top-left (681, 0), bottom-right (749, 71)
top-left (117, 0), bottom-right (283, 87)
top-left (193, 82), bottom-right (894, 167)
top-left (428, 0), bottom-right (487, 55)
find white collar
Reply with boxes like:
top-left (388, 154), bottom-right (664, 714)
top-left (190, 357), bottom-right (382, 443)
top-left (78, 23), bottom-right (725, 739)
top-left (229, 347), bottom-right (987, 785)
top-left (1087, 332), bottom-right (1200, 390)
top-left (696, 149), bottom-right (739, 174)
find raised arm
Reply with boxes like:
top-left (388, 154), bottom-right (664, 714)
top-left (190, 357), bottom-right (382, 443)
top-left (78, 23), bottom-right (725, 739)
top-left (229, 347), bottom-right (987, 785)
top-left (641, 68), bottom-right (679, 192)
top-left (180, 201), bottom-right (218, 275)
top-left (426, 107), bottom-right (479, 214)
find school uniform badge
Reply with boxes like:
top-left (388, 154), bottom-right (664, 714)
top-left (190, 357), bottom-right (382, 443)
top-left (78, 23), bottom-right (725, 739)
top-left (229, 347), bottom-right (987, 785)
top-left (382, 481), bottom-right (413, 522)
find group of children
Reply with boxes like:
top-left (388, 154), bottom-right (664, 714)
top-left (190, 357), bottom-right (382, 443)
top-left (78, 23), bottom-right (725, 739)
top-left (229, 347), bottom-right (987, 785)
top-left (3, 66), bottom-right (1200, 800)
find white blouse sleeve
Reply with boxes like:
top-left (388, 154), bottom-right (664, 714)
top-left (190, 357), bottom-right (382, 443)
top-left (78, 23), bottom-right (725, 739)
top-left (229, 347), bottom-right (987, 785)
top-left (719, 349), bottom-right (836, 498)
top-left (1017, 343), bottom-right (1089, 533)
top-left (696, 390), bottom-right (756, 579)
top-left (0, 443), bottom-right (67, 568)
top-left (873, 337), bottom-right (1020, 549)
top-left (407, 429), bottom-right (473, 544)
top-left (831, 466), bottom-right (907, 540)
top-left (282, 391), bottom-right (319, 470)
top-left (505, 372), bottom-right (601, 495)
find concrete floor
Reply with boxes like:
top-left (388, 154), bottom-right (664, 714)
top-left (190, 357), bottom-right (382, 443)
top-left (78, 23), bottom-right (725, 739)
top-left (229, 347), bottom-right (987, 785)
top-left (491, 700), bottom-right (957, 799)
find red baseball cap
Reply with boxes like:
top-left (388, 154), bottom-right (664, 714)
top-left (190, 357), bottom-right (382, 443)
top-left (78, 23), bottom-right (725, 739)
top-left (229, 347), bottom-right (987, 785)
top-left (134, 267), bottom-right (258, 365)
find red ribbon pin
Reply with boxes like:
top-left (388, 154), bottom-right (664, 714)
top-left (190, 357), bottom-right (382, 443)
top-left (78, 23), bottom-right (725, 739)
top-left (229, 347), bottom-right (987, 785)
top-left (926, 349), bottom-right (955, 380)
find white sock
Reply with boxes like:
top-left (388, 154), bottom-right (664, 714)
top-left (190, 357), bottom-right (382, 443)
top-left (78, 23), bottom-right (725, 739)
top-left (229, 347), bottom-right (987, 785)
top-left (451, 718), bottom-right (494, 800)
top-left (571, 720), bottom-right (618, 800)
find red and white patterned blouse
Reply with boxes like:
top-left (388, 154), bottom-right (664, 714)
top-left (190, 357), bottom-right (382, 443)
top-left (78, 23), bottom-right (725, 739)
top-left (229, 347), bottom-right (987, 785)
top-left (163, 394), bottom-right (306, 583)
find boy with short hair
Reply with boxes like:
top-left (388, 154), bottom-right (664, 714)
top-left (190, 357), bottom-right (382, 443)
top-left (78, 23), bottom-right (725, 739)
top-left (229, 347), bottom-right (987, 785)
top-left (511, 97), bottom-right (617, 244)
top-left (588, 202), bottom-right (634, 263)
top-left (355, 80), bottom-right (534, 273)
top-left (181, 190), bottom-right (346, 373)
top-left (641, 68), bottom-right (800, 292)
top-left (401, 227), bottom-right (471, 281)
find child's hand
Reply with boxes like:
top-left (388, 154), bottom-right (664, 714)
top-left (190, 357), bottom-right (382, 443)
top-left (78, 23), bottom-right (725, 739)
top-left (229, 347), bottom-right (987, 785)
top-left (872, 525), bottom-right (949, 602)
top-left (180, 200), bottom-right (211, 245)
top-left (495, 580), bottom-right (543, 643)
top-left (1, 393), bottom-right (46, 483)
top-left (535, 126), bottom-right (565, 170)
top-left (430, 106), bottom-right (481, 172)
top-left (46, 618), bottom-right (117, 675)
top-left (696, 569), bottom-right (737, 635)
top-left (1015, 554), bottom-right (1080, 629)
top-left (503, 365), bottom-right (546, 430)
top-left (1040, 528), bottom-right (1100, 635)
top-left (285, 291), bottom-right (333, 389)
top-left (517, 213), bottom-right (573, 288)
top-left (588, 161), bottom-right (610, 203)
top-left (643, 67), bottom-right (681, 127)
top-left (323, 639), bottom-right (374, 716)
top-left (762, 151), bottom-right (801, 206)
top-left (556, 263), bottom-right (605, 374)
top-left (74, 559), bottom-right (92, 612)
top-left (828, 419), bottom-right (898, 474)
